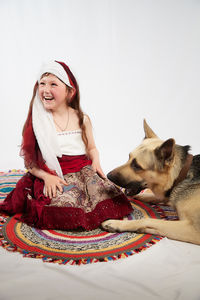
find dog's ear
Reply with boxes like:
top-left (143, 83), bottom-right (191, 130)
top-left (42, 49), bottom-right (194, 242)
top-left (143, 119), bottom-right (158, 139)
top-left (155, 138), bottom-right (175, 165)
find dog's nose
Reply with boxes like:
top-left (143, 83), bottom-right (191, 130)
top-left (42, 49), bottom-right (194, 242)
top-left (107, 171), bottom-right (120, 185)
top-left (107, 171), bottom-right (114, 182)
top-left (107, 171), bottom-right (125, 187)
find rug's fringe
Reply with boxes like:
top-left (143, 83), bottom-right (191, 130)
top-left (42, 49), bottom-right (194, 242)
top-left (0, 169), bottom-right (25, 175)
top-left (0, 214), bottom-right (162, 265)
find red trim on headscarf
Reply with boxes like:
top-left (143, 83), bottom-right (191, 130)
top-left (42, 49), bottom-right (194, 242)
top-left (55, 61), bottom-right (77, 101)
top-left (20, 112), bottom-right (56, 175)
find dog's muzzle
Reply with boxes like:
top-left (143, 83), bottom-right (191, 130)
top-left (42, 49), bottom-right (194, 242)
top-left (107, 171), bottom-right (147, 196)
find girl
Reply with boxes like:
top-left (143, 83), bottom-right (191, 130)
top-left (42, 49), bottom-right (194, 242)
top-left (0, 60), bottom-right (132, 230)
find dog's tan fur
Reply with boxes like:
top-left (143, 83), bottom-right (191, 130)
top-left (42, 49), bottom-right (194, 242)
top-left (102, 120), bottom-right (200, 245)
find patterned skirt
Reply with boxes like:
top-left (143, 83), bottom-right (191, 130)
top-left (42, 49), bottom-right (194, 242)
top-left (0, 156), bottom-right (132, 230)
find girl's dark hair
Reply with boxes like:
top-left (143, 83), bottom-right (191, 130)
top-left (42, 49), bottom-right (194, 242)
top-left (55, 61), bottom-right (88, 148)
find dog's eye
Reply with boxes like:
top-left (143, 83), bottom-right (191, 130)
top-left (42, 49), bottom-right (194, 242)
top-left (131, 159), bottom-right (143, 171)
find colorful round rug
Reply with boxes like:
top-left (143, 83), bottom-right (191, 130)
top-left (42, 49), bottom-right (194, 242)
top-left (0, 170), bottom-right (177, 265)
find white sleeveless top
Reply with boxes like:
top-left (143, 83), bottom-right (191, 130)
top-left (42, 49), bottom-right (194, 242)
top-left (57, 130), bottom-right (86, 155)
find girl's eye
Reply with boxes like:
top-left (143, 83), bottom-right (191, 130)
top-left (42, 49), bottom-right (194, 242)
top-left (39, 82), bottom-right (45, 86)
top-left (51, 83), bottom-right (57, 86)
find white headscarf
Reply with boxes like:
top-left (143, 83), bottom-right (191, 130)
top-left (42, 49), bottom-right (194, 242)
top-left (32, 61), bottom-right (73, 178)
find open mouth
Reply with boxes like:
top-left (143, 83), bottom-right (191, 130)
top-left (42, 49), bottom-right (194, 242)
top-left (43, 97), bottom-right (54, 101)
top-left (124, 181), bottom-right (148, 196)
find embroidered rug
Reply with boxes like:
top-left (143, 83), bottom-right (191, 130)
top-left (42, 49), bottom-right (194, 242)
top-left (0, 170), bottom-right (178, 265)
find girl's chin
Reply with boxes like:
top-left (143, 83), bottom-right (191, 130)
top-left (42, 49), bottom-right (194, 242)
top-left (43, 101), bottom-right (54, 108)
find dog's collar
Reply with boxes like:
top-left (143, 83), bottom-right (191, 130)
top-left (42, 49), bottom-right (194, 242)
top-left (165, 154), bottom-right (193, 198)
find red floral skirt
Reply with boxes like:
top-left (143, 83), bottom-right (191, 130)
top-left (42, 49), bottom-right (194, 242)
top-left (0, 155), bottom-right (132, 230)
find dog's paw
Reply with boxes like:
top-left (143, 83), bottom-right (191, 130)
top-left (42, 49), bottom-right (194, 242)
top-left (101, 220), bottom-right (123, 232)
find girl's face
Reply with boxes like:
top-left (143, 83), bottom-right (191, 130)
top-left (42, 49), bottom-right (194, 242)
top-left (38, 74), bottom-right (70, 111)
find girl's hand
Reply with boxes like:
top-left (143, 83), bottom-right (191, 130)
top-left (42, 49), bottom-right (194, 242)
top-left (43, 174), bottom-right (67, 198)
top-left (92, 162), bottom-right (106, 179)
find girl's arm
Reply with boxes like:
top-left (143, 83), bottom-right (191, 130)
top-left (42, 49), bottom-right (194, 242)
top-left (84, 115), bottom-right (106, 179)
top-left (28, 167), bottom-right (67, 198)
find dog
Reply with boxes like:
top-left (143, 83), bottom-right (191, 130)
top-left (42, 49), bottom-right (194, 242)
top-left (102, 120), bottom-right (200, 245)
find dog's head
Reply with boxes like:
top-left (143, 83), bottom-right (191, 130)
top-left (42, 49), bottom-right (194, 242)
top-left (107, 119), bottom-right (176, 196)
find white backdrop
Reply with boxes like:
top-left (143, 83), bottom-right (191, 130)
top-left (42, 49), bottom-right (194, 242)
top-left (0, 0), bottom-right (200, 173)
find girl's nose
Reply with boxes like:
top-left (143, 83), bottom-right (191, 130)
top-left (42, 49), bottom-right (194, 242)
top-left (44, 84), bottom-right (50, 93)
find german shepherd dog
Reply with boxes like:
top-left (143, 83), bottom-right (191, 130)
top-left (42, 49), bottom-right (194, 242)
top-left (102, 120), bottom-right (200, 245)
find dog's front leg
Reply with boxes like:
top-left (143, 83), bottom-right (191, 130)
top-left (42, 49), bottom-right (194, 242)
top-left (102, 219), bottom-right (145, 233)
top-left (102, 219), bottom-right (199, 245)
top-left (102, 218), bottom-right (169, 234)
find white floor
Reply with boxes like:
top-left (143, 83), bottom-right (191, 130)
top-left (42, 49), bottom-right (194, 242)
top-left (0, 238), bottom-right (200, 300)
